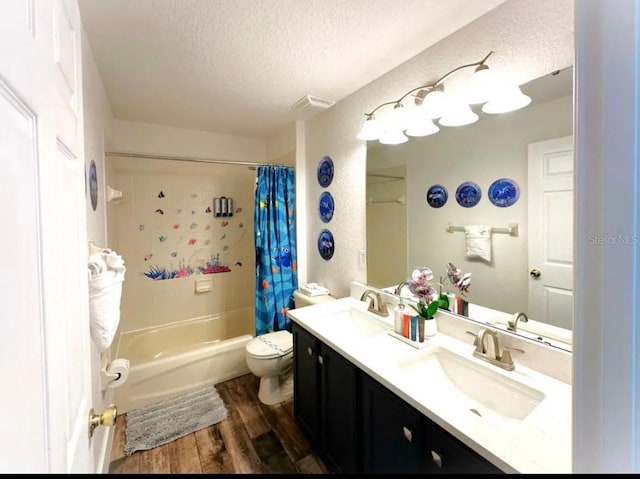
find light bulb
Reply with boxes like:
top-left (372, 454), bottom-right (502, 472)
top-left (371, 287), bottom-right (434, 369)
top-left (379, 129), bottom-right (408, 145)
top-left (386, 103), bottom-right (412, 131)
top-left (405, 118), bottom-right (440, 137)
top-left (482, 85), bottom-right (532, 114)
top-left (356, 116), bottom-right (383, 141)
top-left (419, 89), bottom-right (450, 119)
top-left (439, 100), bottom-right (479, 127)
top-left (467, 66), bottom-right (500, 104)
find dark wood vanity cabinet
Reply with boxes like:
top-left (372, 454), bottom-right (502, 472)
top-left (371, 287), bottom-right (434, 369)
top-left (292, 323), bottom-right (359, 473)
top-left (360, 372), bottom-right (426, 473)
top-left (292, 323), bottom-right (321, 448)
top-left (292, 322), bottom-right (504, 474)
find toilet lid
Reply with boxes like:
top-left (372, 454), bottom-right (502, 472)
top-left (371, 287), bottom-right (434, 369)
top-left (246, 330), bottom-right (292, 359)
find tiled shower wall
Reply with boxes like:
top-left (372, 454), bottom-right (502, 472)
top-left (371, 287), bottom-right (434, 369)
top-left (107, 156), bottom-right (257, 334)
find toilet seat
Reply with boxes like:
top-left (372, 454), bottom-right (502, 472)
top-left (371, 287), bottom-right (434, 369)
top-left (246, 331), bottom-right (292, 359)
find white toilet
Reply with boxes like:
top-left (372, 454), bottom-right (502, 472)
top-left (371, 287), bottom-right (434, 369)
top-left (245, 289), bottom-right (335, 405)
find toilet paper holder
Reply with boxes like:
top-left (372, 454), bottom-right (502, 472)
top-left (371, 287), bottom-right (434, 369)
top-left (101, 358), bottom-right (130, 389)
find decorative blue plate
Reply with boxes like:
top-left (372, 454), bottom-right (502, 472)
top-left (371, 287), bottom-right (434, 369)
top-left (488, 178), bottom-right (520, 207)
top-left (317, 229), bottom-right (335, 260)
top-left (455, 181), bottom-right (482, 208)
top-left (319, 191), bottom-right (335, 223)
top-left (426, 184), bottom-right (448, 208)
top-left (317, 155), bottom-right (334, 188)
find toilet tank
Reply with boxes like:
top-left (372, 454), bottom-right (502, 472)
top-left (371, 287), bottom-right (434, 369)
top-left (293, 289), bottom-right (335, 308)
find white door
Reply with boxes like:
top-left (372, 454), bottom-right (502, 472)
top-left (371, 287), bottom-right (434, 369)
top-left (527, 135), bottom-right (574, 330)
top-left (0, 0), bottom-right (94, 473)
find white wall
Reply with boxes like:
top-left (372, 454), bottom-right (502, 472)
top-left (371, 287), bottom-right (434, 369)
top-left (110, 119), bottom-right (267, 163)
top-left (367, 94), bottom-right (572, 315)
top-left (303, 0), bottom-right (574, 299)
top-left (266, 123), bottom-right (296, 164)
top-left (81, 27), bottom-right (115, 473)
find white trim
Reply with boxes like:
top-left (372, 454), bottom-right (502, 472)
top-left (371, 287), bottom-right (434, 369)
top-left (295, 120), bottom-right (307, 286)
top-left (97, 428), bottom-right (114, 473)
top-left (574, 0), bottom-right (640, 473)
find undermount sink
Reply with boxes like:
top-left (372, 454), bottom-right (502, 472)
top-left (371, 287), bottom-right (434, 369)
top-left (347, 306), bottom-right (392, 336)
top-left (397, 346), bottom-right (545, 421)
top-left (321, 305), bottom-right (391, 339)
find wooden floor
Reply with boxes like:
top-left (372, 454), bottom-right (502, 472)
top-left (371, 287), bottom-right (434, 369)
top-left (109, 374), bottom-right (329, 474)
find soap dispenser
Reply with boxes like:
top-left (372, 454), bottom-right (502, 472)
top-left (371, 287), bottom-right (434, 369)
top-left (393, 301), bottom-right (406, 335)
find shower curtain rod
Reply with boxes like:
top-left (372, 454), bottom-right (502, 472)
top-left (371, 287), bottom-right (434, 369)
top-left (105, 151), bottom-right (291, 168)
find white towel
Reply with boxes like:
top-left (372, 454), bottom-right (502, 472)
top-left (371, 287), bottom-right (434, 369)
top-left (464, 225), bottom-right (493, 262)
top-left (88, 250), bottom-right (126, 353)
top-left (299, 283), bottom-right (330, 297)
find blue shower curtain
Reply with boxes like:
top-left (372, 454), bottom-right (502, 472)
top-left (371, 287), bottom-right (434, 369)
top-left (254, 166), bottom-right (298, 336)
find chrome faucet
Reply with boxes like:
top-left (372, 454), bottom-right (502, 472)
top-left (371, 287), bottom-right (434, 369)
top-left (360, 289), bottom-right (389, 317)
top-left (507, 312), bottom-right (529, 332)
top-left (472, 328), bottom-right (515, 371)
top-left (394, 280), bottom-right (409, 296)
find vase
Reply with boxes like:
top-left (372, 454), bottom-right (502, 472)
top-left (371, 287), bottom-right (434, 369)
top-left (424, 317), bottom-right (438, 337)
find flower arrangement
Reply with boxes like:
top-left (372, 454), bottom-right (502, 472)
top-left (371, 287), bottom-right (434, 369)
top-left (406, 264), bottom-right (472, 319)
top-left (444, 262), bottom-right (472, 296)
top-left (406, 267), bottom-right (447, 319)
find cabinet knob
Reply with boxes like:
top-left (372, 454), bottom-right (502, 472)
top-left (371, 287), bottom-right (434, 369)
top-left (318, 355), bottom-right (324, 365)
top-left (307, 347), bottom-right (313, 356)
top-left (402, 426), bottom-right (412, 442)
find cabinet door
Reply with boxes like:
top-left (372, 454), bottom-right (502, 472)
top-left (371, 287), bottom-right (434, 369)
top-left (424, 418), bottom-right (505, 474)
top-left (360, 373), bottom-right (425, 474)
top-left (292, 323), bottom-right (321, 447)
top-left (320, 344), bottom-right (359, 473)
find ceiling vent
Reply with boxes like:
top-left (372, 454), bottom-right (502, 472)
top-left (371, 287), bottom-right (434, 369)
top-left (291, 94), bottom-right (336, 112)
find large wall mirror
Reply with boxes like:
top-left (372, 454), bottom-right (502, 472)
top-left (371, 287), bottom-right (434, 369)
top-left (366, 66), bottom-right (574, 350)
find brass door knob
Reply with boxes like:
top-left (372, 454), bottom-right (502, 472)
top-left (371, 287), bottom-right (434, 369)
top-left (88, 404), bottom-right (117, 438)
top-left (530, 268), bottom-right (541, 279)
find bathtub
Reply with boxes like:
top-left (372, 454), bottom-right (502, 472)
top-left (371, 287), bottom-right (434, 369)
top-left (114, 307), bottom-right (254, 413)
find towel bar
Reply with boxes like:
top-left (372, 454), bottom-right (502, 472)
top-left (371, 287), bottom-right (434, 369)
top-left (367, 195), bottom-right (406, 205)
top-left (446, 222), bottom-right (518, 237)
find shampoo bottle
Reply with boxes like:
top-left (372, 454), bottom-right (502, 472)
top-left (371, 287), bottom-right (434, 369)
top-left (410, 315), bottom-right (418, 341)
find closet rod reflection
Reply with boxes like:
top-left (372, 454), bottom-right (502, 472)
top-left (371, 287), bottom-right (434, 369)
top-left (105, 151), bottom-right (290, 169)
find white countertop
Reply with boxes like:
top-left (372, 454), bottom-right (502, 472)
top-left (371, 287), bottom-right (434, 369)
top-left (287, 296), bottom-right (572, 474)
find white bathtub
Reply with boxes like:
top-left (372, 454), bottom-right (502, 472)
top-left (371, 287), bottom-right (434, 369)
top-left (114, 307), bottom-right (253, 413)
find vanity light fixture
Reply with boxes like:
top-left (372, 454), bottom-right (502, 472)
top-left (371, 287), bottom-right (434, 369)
top-left (379, 129), bottom-right (409, 145)
top-left (356, 51), bottom-right (532, 144)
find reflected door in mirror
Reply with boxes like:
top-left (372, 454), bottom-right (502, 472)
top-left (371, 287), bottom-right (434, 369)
top-left (527, 136), bottom-right (574, 330)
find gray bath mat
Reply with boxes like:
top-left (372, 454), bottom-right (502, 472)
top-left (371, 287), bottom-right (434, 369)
top-left (124, 384), bottom-right (228, 455)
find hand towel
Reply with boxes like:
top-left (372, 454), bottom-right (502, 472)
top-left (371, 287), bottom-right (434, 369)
top-left (464, 225), bottom-right (493, 262)
top-left (88, 250), bottom-right (126, 352)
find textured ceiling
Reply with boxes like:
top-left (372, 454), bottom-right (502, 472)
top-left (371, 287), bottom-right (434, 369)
top-left (78, 0), bottom-right (507, 139)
